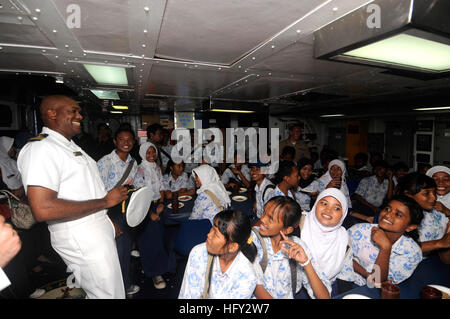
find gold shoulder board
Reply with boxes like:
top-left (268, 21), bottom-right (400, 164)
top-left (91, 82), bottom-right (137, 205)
top-left (28, 133), bottom-right (48, 142)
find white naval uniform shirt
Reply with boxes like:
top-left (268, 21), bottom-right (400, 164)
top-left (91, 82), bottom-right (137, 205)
top-left (17, 127), bottom-right (125, 299)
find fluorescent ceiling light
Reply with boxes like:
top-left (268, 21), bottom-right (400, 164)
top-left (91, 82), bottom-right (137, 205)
top-left (90, 89), bottom-right (120, 100)
top-left (320, 114), bottom-right (345, 118)
top-left (110, 111), bottom-right (123, 114)
top-left (210, 109), bottom-right (255, 113)
top-left (341, 34), bottom-right (450, 73)
top-left (84, 64), bottom-right (128, 85)
top-left (112, 105), bottom-right (129, 110)
top-left (414, 106), bottom-right (450, 111)
top-left (314, 1), bottom-right (450, 74)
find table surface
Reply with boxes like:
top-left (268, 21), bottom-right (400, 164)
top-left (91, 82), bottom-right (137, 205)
top-left (335, 253), bottom-right (450, 299)
top-left (163, 192), bottom-right (255, 225)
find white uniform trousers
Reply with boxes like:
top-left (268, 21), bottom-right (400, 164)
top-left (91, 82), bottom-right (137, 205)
top-left (48, 212), bottom-right (125, 299)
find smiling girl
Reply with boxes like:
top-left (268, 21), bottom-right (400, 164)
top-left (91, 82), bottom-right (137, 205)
top-left (295, 157), bottom-right (315, 211)
top-left (252, 196), bottom-right (305, 299)
top-left (301, 159), bottom-right (352, 211)
top-left (348, 195), bottom-right (424, 285)
top-left (137, 141), bottom-right (170, 289)
top-left (179, 210), bottom-right (258, 299)
top-left (397, 172), bottom-right (450, 255)
top-left (284, 189), bottom-right (354, 298)
top-left (426, 166), bottom-right (450, 217)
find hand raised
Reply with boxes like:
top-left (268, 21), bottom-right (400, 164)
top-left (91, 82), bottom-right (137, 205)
top-left (280, 232), bottom-right (308, 264)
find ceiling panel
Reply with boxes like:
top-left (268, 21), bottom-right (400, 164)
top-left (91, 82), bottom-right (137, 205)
top-left (216, 77), bottom-right (320, 100)
top-left (0, 22), bottom-right (54, 46)
top-left (157, 0), bottom-right (328, 64)
top-left (251, 38), bottom-right (370, 79)
top-left (0, 52), bottom-right (57, 71)
top-left (53, 0), bottom-right (132, 54)
top-left (146, 64), bottom-right (245, 97)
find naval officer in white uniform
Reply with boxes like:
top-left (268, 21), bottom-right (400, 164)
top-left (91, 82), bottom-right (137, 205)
top-left (17, 95), bottom-right (129, 299)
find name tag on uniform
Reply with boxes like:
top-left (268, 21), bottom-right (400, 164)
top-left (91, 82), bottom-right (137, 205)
top-left (73, 151), bottom-right (83, 156)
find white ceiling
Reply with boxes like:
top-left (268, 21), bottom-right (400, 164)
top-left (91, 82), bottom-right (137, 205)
top-left (0, 0), bottom-right (449, 117)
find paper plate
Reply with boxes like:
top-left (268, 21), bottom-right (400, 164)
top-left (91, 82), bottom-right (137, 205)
top-left (178, 195), bottom-right (192, 202)
top-left (342, 294), bottom-right (371, 299)
top-left (124, 187), bottom-right (152, 227)
top-left (428, 285), bottom-right (450, 297)
top-left (167, 202), bottom-right (185, 209)
top-left (232, 195), bottom-right (248, 202)
top-left (226, 191), bottom-right (232, 195)
top-left (239, 188), bottom-right (247, 193)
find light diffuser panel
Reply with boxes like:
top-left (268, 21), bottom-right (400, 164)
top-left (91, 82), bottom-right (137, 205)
top-left (342, 33), bottom-right (450, 72)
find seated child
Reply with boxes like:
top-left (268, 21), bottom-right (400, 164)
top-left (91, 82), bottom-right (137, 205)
top-left (252, 196), bottom-right (304, 299)
top-left (426, 166), bottom-right (450, 217)
top-left (350, 160), bottom-right (390, 222)
top-left (250, 162), bottom-right (275, 220)
top-left (221, 153), bottom-right (251, 189)
top-left (190, 164), bottom-right (231, 224)
top-left (161, 159), bottom-right (195, 199)
top-left (179, 210), bottom-right (258, 299)
top-left (397, 173), bottom-right (450, 255)
top-left (293, 189), bottom-right (354, 298)
top-left (302, 159), bottom-right (352, 211)
top-left (348, 195), bottom-right (424, 285)
top-left (295, 158), bottom-right (315, 212)
top-left (426, 166), bottom-right (450, 263)
top-left (265, 160), bottom-right (299, 205)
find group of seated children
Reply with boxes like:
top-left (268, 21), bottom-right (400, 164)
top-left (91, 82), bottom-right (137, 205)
top-left (95, 126), bottom-right (449, 299)
top-left (177, 156), bottom-right (449, 299)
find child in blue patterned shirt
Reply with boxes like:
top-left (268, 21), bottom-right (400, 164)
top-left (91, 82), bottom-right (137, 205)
top-left (397, 173), bottom-right (450, 256)
top-left (179, 210), bottom-right (258, 299)
top-left (348, 195), bottom-right (424, 286)
top-left (162, 159), bottom-right (195, 200)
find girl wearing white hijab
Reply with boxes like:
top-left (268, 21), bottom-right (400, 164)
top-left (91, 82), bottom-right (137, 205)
top-left (300, 188), bottom-right (353, 297)
top-left (137, 141), bottom-right (170, 289)
top-left (426, 165), bottom-right (450, 216)
top-left (189, 164), bottom-right (231, 224)
top-left (0, 136), bottom-right (23, 193)
top-left (280, 188), bottom-right (354, 298)
top-left (301, 159), bottom-right (352, 210)
top-left (139, 142), bottom-right (164, 204)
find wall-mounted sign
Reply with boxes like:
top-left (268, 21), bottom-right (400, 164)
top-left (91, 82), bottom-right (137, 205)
top-left (175, 112), bottom-right (195, 129)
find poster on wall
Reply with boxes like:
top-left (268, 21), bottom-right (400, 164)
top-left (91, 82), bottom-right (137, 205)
top-left (175, 112), bottom-right (195, 129)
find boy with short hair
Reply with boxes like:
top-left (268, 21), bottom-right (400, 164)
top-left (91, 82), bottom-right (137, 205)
top-left (250, 162), bottom-right (275, 220)
top-left (350, 160), bottom-right (390, 223)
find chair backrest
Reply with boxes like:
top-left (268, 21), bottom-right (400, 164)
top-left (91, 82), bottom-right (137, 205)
top-left (175, 219), bottom-right (212, 256)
